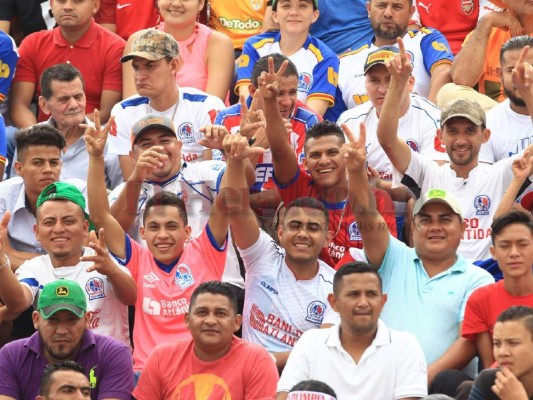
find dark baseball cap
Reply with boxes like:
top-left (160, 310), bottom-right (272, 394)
top-left (363, 46), bottom-right (399, 75)
top-left (38, 280), bottom-right (87, 319)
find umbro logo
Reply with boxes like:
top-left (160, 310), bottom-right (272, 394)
top-left (143, 272), bottom-right (159, 283)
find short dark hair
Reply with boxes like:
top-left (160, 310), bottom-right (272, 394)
top-left (40, 64), bottom-right (85, 100)
top-left (190, 281), bottom-right (238, 314)
top-left (304, 121), bottom-right (346, 149)
top-left (491, 210), bottom-right (533, 243)
top-left (251, 53), bottom-right (299, 87)
top-left (497, 306), bottom-right (533, 338)
top-left (284, 197), bottom-right (329, 230)
top-left (15, 125), bottom-right (66, 161)
top-left (500, 36), bottom-right (533, 66)
top-left (40, 361), bottom-right (86, 396)
top-left (290, 380), bottom-right (337, 397)
top-left (143, 191), bottom-right (188, 225)
top-left (333, 262), bottom-right (382, 294)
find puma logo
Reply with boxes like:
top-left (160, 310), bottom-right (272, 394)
top-left (418, 1), bottom-right (431, 12)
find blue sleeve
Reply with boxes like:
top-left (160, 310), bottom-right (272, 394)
top-left (0, 32), bottom-right (18, 102)
top-left (418, 28), bottom-right (454, 75)
top-left (308, 42), bottom-right (339, 104)
top-left (0, 115), bottom-right (6, 160)
top-left (214, 110), bottom-right (224, 125)
top-left (325, 87), bottom-right (347, 122)
top-left (236, 36), bottom-right (261, 86)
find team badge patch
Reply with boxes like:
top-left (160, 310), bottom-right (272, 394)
top-left (250, 0), bottom-right (263, 10)
top-left (177, 122), bottom-right (195, 144)
top-left (175, 264), bottom-right (195, 289)
top-left (306, 301), bottom-right (326, 325)
top-left (348, 222), bottom-right (361, 241)
top-left (461, 0), bottom-right (474, 15)
top-left (85, 277), bottom-right (105, 300)
top-left (474, 195), bottom-right (491, 215)
top-left (298, 72), bottom-right (313, 93)
top-left (406, 139), bottom-right (420, 152)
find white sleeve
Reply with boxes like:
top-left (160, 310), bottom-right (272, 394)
top-left (238, 230), bottom-right (281, 273)
top-left (277, 331), bottom-right (313, 393)
top-left (393, 332), bottom-right (428, 399)
top-left (478, 141), bottom-right (495, 164)
top-left (108, 103), bottom-right (133, 156)
top-left (15, 261), bottom-right (39, 303)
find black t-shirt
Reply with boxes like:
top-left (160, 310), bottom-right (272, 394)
top-left (469, 369), bottom-right (533, 400)
top-left (0, 0), bottom-right (55, 36)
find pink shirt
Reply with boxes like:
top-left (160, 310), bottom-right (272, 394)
top-left (123, 225), bottom-right (227, 372)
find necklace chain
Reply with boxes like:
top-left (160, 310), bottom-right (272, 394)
top-left (148, 97), bottom-right (180, 121)
top-left (331, 198), bottom-right (348, 239)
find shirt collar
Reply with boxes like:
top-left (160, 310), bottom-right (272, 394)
top-left (27, 329), bottom-right (95, 355)
top-left (326, 319), bottom-right (391, 350)
top-left (52, 19), bottom-right (98, 48)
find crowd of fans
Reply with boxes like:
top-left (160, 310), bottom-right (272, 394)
top-left (0, 0), bottom-right (533, 399)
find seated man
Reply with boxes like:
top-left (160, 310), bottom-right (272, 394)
top-left (11, 63), bottom-right (122, 189)
top-left (231, 193), bottom-right (338, 369)
top-left (469, 305), bottom-right (533, 400)
top-left (9, 0), bottom-right (124, 127)
top-left (236, 0), bottom-right (339, 117)
top-left (0, 279), bottom-right (134, 400)
top-left (37, 361), bottom-right (91, 400)
top-left (134, 281), bottom-right (279, 399)
top-left (343, 121), bottom-right (494, 383)
top-left (277, 263), bottom-right (428, 399)
top-left (85, 113), bottom-right (261, 372)
top-left (0, 182), bottom-right (135, 344)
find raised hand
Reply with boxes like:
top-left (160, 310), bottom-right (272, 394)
top-left (222, 133), bottom-right (265, 161)
top-left (512, 45), bottom-right (533, 95)
top-left (257, 57), bottom-right (289, 101)
top-left (0, 211), bottom-right (10, 260)
top-left (130, 146), bottom-right (168, 181)
top-left (82, 229), bottom-right (119, 275)
top-left (492, 368), bottom-right (529, 400)
top-left (485, 10), bottom-right (524, 37)
top-left (385, 37), bottom-right (413, 84)
top-left (239, 93), bottom-right (266, 139)
top-left (198, 125), bottom-right (230, 149)
top-left (82, 109), bottom-right (114, 158)
top-left (341, 122), bottom-right (367, 174)
top-left (512, 149), bottom-right (533, 181)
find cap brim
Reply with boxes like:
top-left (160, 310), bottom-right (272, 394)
top-left (521, 191), bottom-right (533, 212)
top-left (441, 113), bottom-right (483, 127)
top-left (120, 52), bottom-right (166, 63)
top-left (132, 124), bottom-right (176, 146)
top-left (364, 61), bottom-right (387, 75)
top-left (40, 304), bottom-right (85, 319)
top-left (413, 198), bottom-right (462, 218)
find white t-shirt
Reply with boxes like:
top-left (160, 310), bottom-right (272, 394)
top-left (398, 152), bottom-right (515, 260)
top-left (108, 86), bottom-right (224, 162)
top-left (480, 99), bottom-right (533, 163)
top-left (238, 231), bottom-right (338, 352)
top-left (277, 321), bottom-right (428, 400)
top-left (15, 247), bottom-right (131, 345)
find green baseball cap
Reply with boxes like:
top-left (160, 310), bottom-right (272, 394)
top-left (272, 0), bottom-right (318, 10)
top-left (120, 29), bottom-right (179, 63)
top-left (36, 182), bottom-right (87, 216)
top-left (38, 279), bottom-right (87, 319)
top-left (413, 189), bottom-right (463, 219)
top-left (440, 98), bottom-right (486, 128)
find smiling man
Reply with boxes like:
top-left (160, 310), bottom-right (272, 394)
top-left (134, 281), bottom-right (279, 400)
top-left (277, 263), bottom-right (428, 399)
top-left (0, 279), bottom-right (134, 400)
top-left (469, 306), bottom-right (533, 400)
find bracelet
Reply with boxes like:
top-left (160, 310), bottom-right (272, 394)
top-left (248, 136), bottom-right (257, 146)
top-left (0, 254), bottom-right (10, 271)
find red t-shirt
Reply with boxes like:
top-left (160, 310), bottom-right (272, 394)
top-left (13, 20), bottom-right (125, 121)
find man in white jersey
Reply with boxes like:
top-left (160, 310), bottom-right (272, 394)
top-left (108, 29), bottom-right (225, 179)
top-left (377, 38), bottom-right (533, 262)
top-left (480, 36), bottom-right (533, 164)
top-left (326, 0), bottom-right (453, 121)
top-left (231, 192), bottom-right (338, 370)
top-left (108, 114), bottom-right (246, 313)
top-left (0, 182), bottom-right (136, 344)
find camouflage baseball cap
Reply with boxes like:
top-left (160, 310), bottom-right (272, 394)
top-left (121, 29), bottom-right (179, 63)
top-left (440, 98), bottom-right (486, 128)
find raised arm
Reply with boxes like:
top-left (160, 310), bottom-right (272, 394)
top-left (260, 57), bottom-right (299, 184)
top-left (210, 133), bottom-right (265, 246)
top-left (428, 63), bottom-right (452, 104)
top-left (84, 110), bottom-right (128, 259)
top-left (512, 45), bottom-right (533, 124)
top-left (377, 37), bottom-right (414, 175)
top-left (342, 123), bottom-right (390, 268)
top-left (451, 11), bottom-right (524, 87)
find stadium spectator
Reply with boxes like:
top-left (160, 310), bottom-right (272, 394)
top-left (37, 361), bottom-right (91, 400)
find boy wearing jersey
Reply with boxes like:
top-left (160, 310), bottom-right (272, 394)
top-left (84, 112), bottom-right (262, 372)
top-left (236, 0), bottom-right (339, 117)
top-left (260, 57), bottom-right (397, 266)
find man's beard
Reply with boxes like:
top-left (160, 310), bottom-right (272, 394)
top-left (504, 86), bottom-right (527, 108)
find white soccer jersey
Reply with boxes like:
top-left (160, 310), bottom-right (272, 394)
top-left (15, 247), bottom-right (131, 345)
top-left (337, 28), bottom-right (453, 110)
top-left (398, 152), bottom-right (515, 260)
top-left (338, 94), bottom-right (448, 181)
top-left (239, 231), bottom-right (339, 352)
top-left (108, 86), bottom-right (224, 162)
top-left (480, 99), bottom-right (533, 163)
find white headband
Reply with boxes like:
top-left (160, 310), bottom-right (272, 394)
top-left (287, 391), bottom-right (336, 400)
